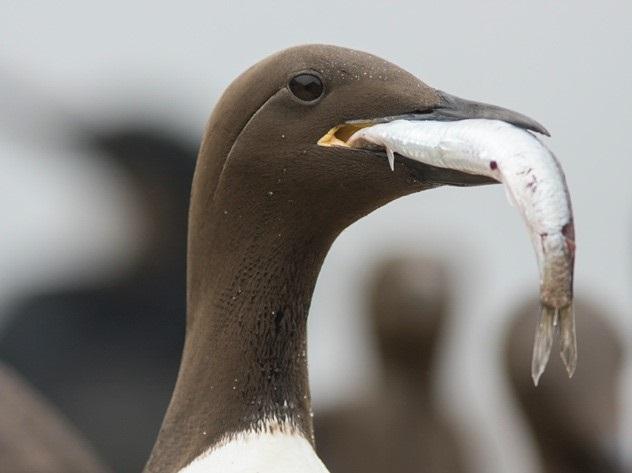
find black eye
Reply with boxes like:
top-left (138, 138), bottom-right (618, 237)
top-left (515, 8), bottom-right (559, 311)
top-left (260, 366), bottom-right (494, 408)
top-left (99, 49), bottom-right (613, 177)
top-left (288, 73), bottom-right (324, 103)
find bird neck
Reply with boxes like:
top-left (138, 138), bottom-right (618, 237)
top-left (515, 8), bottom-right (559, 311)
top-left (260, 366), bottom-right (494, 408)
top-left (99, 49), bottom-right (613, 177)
top-left (145, 186), bottom-right (336, 472)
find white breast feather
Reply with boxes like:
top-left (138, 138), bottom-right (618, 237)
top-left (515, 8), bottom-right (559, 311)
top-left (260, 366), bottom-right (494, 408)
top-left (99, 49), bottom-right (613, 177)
top-left (178, 420), bottom-right (328, 473)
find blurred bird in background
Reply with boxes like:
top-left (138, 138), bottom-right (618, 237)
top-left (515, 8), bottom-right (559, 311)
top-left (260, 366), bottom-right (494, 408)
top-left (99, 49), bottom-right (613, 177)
top-left (504, 298), bottom-right (627, 473)
top-left (0, 124), bottom-right (196, 473)
top-left (315, 255), bottom-right (468, 473)
top-left (0, 362), bottom-right (111, 473)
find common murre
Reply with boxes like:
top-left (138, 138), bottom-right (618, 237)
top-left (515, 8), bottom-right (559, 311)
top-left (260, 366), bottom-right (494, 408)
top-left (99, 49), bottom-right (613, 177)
top-left (143, 44), bottom-right (553, 473)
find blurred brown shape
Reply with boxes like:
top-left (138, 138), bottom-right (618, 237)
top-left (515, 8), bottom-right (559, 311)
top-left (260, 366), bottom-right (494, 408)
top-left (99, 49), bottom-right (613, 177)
top-left (505, 298), bottom-right (627, 473)
top-left (0, 125), bottom-right (196, 473)
top-left (0, 362), bottom-right (110, 473)
top-left (315, 255), bottom-right (467, 473)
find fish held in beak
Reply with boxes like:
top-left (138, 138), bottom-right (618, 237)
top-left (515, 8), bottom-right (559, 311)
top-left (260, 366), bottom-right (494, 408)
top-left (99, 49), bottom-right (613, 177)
top-left (346, 118), bottom-right (576, 386)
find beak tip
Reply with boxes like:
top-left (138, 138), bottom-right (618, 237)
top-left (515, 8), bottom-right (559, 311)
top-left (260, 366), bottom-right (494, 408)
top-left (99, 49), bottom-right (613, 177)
top-left (531, 121), bottom-right (551, 137)
top-left (436, 90), bottom-right (552, 138)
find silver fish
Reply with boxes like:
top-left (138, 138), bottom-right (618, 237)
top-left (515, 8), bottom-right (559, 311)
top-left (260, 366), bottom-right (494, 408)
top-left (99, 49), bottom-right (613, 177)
top-left (348, 119), bottom-right (576, 385)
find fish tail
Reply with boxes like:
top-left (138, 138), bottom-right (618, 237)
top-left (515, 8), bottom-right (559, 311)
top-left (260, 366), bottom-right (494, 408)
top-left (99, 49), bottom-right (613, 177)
top-left (558, 304), bottom-right (577, 378)
top-left (531, 306), bottom-right (558, 386)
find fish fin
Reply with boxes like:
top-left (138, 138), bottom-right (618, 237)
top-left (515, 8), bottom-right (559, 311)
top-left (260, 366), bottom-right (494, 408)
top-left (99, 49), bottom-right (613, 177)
top-left (386, 147), bottom-right (395, 171)
top-left (558, 305), bottom-right (577, 378)
top-left (531, 306), bottom-right (558, 386)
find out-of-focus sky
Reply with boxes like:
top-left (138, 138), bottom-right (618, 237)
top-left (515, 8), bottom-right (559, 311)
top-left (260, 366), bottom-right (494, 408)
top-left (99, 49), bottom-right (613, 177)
top-left (1, 2), bottom-right (630, 473)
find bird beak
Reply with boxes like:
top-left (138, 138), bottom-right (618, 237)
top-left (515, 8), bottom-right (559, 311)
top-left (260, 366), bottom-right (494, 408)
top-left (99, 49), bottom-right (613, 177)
top-left (353, 90), bottom-right (549, 136)
top-left (318, 89), bottom-right (548, 187)
top-left (319, 90), bottom-right (549, 148)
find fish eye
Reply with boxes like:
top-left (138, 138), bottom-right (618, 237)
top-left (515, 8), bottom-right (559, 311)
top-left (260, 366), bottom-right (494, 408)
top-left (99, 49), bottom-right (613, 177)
top-left (288, 72), bottom-right (324, 103)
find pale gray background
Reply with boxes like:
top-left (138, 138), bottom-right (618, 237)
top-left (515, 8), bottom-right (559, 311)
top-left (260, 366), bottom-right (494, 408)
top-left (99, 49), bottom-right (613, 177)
top-left (1, 1), bottom-right (630, 472)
